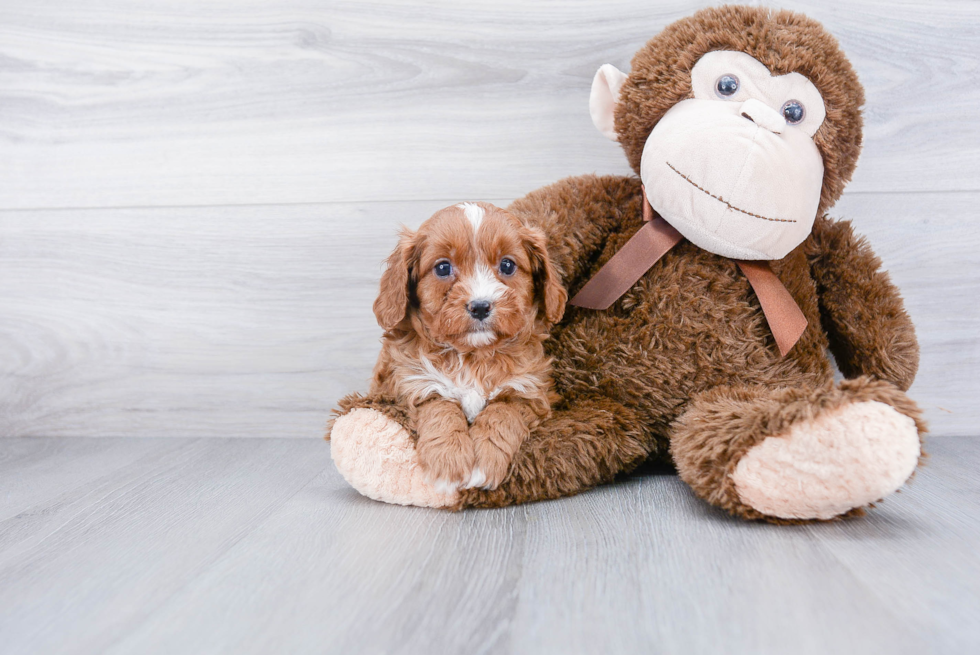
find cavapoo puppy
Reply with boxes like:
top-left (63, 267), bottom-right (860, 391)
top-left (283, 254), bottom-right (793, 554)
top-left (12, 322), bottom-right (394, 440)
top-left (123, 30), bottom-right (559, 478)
top-left (369, 202), bottom-right (567, 491)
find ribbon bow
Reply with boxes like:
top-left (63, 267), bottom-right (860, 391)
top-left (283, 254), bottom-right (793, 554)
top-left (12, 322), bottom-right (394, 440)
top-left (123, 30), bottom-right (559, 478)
top-left (569, 188), bottom-right (808, 357)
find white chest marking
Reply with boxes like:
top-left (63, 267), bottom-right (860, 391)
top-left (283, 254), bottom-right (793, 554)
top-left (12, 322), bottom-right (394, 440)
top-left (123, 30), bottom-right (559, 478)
top-left (405, 356), bottom-right (543, 423)
top-left (459, 389), bottom-right (487, 423)
top-left (405, 356), bottom-right (487, 422)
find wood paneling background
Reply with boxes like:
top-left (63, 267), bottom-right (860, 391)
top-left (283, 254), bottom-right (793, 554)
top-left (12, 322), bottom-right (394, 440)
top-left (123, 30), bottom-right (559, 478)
top-left (1, 0), bottom-right (977, 437)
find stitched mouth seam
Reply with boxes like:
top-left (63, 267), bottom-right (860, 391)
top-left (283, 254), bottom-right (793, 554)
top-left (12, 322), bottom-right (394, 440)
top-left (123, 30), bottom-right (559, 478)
top-left (665, 162), bottom-right (797, 224)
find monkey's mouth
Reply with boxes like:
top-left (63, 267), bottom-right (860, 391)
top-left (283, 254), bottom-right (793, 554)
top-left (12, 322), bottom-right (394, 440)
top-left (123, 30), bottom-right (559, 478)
top-left (665, 162), bottom-right (796, 224)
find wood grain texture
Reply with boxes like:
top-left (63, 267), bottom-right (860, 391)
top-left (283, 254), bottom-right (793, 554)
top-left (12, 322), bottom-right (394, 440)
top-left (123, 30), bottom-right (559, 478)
top-left (0, 0), bottom-right (978, 210)
top-left (0, 438), bottom-right (328, 655)
top-left (0, 192), bottom-right (974, 438)
top-left (0, 436), bottom-right (977, 654)
top-left (0, 437), bottom-right (180, 522)
top-left (806, 444), bottom-right (980, 653)
top-left (0, 199), bottom-right (453, 438)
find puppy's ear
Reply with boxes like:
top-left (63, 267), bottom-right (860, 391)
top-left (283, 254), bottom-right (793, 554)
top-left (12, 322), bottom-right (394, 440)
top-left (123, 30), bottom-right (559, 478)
top-left (523, 226), bottom-right (567, 325)
top-left (373, 228), bottom-right (418, 331)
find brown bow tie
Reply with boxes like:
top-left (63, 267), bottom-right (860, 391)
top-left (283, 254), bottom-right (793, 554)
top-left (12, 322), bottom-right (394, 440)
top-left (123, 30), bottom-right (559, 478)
top-left (569, 188), bottom-right (808, 357)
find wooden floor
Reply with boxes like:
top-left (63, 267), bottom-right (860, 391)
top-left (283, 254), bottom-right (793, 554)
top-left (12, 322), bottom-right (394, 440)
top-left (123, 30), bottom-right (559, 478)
top-left (1, 437), bottom-right (977, 655)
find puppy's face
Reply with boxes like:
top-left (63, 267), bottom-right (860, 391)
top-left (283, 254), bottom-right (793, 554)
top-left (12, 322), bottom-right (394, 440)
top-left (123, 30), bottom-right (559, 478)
top-left (374, 202), bottom-right (566, 350)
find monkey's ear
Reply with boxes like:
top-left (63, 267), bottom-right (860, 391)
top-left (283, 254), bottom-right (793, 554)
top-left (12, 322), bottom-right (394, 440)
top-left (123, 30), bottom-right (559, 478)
top-left (590, 64), bottom-right (629, 141)
top-left (373, 229), bottom-right (417, 331)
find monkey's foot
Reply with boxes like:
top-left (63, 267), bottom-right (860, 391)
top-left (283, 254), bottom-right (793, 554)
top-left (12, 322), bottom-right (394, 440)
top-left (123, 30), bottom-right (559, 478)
top-left (732, 401), bottom-right (921, 520)
top-left (330, 408), bottom-right (458, 508)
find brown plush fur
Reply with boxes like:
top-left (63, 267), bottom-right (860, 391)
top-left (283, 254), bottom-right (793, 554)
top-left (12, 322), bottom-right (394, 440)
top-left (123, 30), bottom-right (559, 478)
top-left (670, 376), bottom-right (926, 521)
top-left (333, 6), bottom-right (924, 521)
top-left (360, 202), bottom-right (567, 487)
top-left (448, 172), bottom-right (922, 515)
top-left (616, 5), bottom-right (864, 216)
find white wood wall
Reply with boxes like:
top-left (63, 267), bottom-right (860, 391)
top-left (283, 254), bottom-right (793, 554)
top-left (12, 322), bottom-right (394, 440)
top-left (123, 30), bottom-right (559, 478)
top-left (1, 0), bottom-right (977, 438)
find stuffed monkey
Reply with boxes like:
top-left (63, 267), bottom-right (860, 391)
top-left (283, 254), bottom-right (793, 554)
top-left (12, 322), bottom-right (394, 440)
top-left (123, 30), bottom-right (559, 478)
top-left (329, 5), bottom-right (925, 522)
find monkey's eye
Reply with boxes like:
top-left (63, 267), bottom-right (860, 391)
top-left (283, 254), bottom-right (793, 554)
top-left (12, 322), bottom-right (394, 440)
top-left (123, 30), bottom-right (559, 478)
top-left (499, 258), bottom-right (517, 277)
top-left (781, 100), bottom-right (806, 124)
top-left (434, 260), bottom-right (453, 278)
top-left (715, 74), bottom-right (739, 97)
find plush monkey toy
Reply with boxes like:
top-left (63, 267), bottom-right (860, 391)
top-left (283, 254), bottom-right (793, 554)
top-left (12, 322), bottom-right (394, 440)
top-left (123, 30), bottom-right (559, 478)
top-left (329, 5), bottom-right (925, 521)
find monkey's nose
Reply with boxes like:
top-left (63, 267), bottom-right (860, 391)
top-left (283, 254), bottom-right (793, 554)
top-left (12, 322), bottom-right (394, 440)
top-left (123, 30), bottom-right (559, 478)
top-left (739, 98), bottom-right (785, 134)
top-left (467, 300), bottom-right (492, 321)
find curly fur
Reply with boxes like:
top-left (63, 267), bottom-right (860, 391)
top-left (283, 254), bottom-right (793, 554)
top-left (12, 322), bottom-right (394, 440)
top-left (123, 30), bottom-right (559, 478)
top-left (349, 202), bottom-right (567, 488)
top-left (616, 5), bottom-right (864, 216)
top-left (670, 377), bottom-right (926, 521)
top-left (332, 6), bottom-right (924, 522)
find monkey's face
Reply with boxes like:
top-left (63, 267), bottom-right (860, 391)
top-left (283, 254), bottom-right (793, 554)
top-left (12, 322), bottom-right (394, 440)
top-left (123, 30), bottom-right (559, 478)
top-left (592, 50), bottom-right (831, 261)
top-left (640, 51), bottom-right (826, 260)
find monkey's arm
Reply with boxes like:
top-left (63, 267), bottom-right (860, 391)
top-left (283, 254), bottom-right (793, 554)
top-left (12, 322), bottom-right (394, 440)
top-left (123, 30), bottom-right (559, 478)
top-left (508, 174), bottom-right (641, 287)
top-left (804, 215), bottom-right (919, 391)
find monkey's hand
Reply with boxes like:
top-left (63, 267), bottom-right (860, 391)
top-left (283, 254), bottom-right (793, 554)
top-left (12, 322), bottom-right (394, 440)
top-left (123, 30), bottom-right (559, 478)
top-left (805, 215), bottom-right (919, 390)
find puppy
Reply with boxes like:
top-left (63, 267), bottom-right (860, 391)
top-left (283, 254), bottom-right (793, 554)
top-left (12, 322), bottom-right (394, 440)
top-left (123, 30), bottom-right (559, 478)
top-left (370, 202), bottom-right (567, 491)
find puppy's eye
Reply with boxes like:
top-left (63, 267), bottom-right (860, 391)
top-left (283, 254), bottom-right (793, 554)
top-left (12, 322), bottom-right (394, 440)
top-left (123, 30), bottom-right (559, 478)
top-left (499, 258), bottom-right (517, 276)
top-left (434, 261), bottom-right (453, 278)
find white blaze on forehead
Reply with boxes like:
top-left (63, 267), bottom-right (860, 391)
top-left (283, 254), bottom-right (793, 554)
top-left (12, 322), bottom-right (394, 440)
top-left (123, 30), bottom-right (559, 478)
top-left (457, 202), bottom-right (485, 232)
top-left (467, 263), bottom-right (507, 303)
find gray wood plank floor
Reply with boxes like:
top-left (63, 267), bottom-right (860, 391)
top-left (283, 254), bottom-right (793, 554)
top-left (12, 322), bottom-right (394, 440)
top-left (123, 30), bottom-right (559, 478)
top-left (1, 437), bottom-right (978, 655)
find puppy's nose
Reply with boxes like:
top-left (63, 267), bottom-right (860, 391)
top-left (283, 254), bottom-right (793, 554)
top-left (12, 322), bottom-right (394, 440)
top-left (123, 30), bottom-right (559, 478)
top-left (467, 300), bottom-right (492, 321)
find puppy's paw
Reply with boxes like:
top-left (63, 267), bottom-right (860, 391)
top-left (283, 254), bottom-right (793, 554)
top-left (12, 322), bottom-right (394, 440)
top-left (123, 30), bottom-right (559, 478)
top-left (469, 423), bottom-right (519, 490)
top-left (469, 403), bottom-right (531, 490)
top-left (416, 431), bottom-right (476, 490)
top-left (463, 467), bottom-right (487, 489)
top-left (472, 443), bottom-right (513, 490)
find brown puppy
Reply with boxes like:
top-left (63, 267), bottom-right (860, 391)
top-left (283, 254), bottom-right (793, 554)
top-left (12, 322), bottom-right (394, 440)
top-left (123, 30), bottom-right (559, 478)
top-left (370, 202), bottom-right (566, 491)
